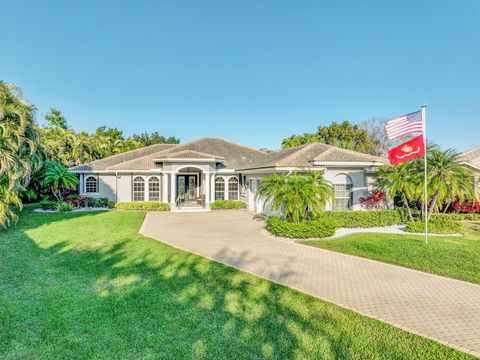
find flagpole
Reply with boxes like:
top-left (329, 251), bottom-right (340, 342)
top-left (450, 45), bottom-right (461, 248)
top-left (422, 104), bottom-right (428, 244)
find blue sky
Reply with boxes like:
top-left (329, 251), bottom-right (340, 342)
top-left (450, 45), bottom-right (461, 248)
top-left (2, 0), bottom-right (479, 151)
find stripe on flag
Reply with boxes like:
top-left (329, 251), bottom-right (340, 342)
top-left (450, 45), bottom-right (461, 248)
top-left (385, 110), bottom-right (424, 140)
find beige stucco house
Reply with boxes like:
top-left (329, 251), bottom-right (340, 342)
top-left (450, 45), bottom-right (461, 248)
top-left (460, 147), bottom-right (480, 191)
top-left (69, 138), bottom-right (385, 213)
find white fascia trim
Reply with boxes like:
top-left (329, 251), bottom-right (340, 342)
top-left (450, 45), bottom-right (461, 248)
top-left (216, 168), bottom-right (237, 174)
top-left (461, 161), bottom-right (480, 172)
top-left (239, 167), bottom-right (325, 174)
top-left (70, 169), bottom-right (165, 174)
top-left (152, 158), bottom-right (223, 163)
top-left (311, 161), bottom-right (384, 167)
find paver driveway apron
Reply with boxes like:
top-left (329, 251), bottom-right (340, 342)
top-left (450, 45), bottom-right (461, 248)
top-left (140, 210), bottom-right (480, 357)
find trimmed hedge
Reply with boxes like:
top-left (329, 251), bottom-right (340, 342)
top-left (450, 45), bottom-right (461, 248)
top-left (115, 202), bottom-right (170, 211)
top-left (318, 210), bottom-right (404, 228)
top-left (405, 219), bottom-right (462, 234)
top-left (266, 217), bottom-right (337, 239)
top-left (431, 213), bottom-right (480, 221)
top-left (210, 200), bottom-right (247, 210)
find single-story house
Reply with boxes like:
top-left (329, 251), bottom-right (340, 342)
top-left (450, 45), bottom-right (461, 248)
top-left (460, 147), bottom-right (480, 174)
top-left (460, 147), bottom-right (480, 191)
top-left (69, 138), bottom-right (385, 213)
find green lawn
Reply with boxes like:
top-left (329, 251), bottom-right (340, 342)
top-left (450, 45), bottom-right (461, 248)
top-left (0, 208), bottom-right (473, 359)
top-left (304, 222), bottom-right (480, 284)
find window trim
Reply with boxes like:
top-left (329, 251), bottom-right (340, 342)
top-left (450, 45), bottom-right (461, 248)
top-left (227, 176), bottom-right (239, 200)
top-left (133, 176), bottom-right (146, 202)
top-left (333, 183), bottom-right (353, 211)
top-left (148, 176), bottom-right (160, 202)
top-left (215, 176), bottom-right (225, 200)
top-left (84, 175), bottom-right (99, 194)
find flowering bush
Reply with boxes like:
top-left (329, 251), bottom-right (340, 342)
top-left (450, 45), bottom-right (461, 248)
top-left (359, 191), bottom-right (386, 210)
top-left (450, 199), bottom-right (480, 213)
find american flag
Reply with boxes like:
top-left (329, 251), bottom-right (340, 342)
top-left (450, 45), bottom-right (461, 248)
top-left (385, 110), bottom-right (424, 140)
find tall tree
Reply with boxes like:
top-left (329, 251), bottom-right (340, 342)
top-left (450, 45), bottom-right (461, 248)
top-left (373, 162), bottom-right (421, 221)
top-left (424, 149), bottom-right (476, 220)
top-left (0, 81), bottom-right (40, 227)
top-left (282, 121), bottom-right (382, 155)
top-left (131, 132), bottom-right (180, 146)
top-left (44, 107), bottom-right (68, 130)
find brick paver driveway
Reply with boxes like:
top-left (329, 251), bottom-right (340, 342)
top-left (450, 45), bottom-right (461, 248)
top-left (140, 210), bottom-right (480, 356)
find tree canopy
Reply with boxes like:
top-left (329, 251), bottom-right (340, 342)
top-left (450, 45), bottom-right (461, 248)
top-left (0, 81), bottom-right (40, 227)
top-left (281, 120), bottom-right (382, 156)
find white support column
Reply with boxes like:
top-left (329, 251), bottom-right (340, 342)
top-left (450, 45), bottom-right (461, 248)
top-left (210, 174), bottom-right (216, 203)
top-left (79, 174), bottom-right (84, 194)
top-left (205, 173), bottom-right (211, 204)
top-left (162, 173), bottom-right (168, 203)
top-left (225, 177), bottom-right (229, 200)
top-left (169, 173), bottom-right (176, 205)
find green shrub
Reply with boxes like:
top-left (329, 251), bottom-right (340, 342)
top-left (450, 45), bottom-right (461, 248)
top-left (405, 219), bottom-right (462, 234)
top-left (210, 200), bottom-right (247, 210)
top-left (318, 209), bottom-right (404, 228)
top-left (57, 202), bottom-right (74, 212)
top-left (40, 200), bottom-right (59, 210)
top-left (431, 213), bottom-right (480, 221)
top-left (89, 197), bottom-right (115, 208)
top-left (266, 217), bottom-right (337, 239)
top-left (115, 202), bottom-right (170, 211)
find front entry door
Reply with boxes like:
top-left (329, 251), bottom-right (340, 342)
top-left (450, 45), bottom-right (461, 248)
top-left (177, 175), bottom-right (197, 202)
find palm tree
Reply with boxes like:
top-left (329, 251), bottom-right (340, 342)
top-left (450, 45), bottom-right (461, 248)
top-left (0, 81), bottom-right (39, 227)
top-left (373, 162), bottom-right (421, 222)
top-left (43, 161), bottom-right (79, 201)
top-left (256, 171), bottom-right (334, 222)
top-left (425, 149), bottom-right (476, 220)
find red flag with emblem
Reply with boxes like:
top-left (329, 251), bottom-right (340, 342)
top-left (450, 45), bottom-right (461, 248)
top-left (388, 135), bottom-right (425, 165)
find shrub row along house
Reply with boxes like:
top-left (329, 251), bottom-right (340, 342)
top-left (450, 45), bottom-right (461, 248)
top-left (69, 138), bottom-right (385, 213)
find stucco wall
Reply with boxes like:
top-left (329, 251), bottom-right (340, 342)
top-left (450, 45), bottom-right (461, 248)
top-left (323, 167), bottom-right (367, 211)
top-left (80, 173), bottom-right (164, 203)
top-left (246, 167), bottom-right (370, 215)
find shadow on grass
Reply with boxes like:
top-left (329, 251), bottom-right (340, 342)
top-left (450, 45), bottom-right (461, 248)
top-left (0, 210), bottom-right (471, 359)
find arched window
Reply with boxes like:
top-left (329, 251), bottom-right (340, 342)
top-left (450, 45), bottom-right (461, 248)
top-left (333, 174), bottom-right (353, 210)
top-left (228, 177), bottom-right (239, 200)
top-left (85, 176), bottom-right (98, 193)
top-left (215, 177), bottom-right (225, 200)
top-left (133, 176), bottom-right (145, 202)
top-left (148, 177), bottom-right (160, 201)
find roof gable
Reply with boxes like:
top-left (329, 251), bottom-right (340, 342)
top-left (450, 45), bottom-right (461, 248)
top-left (460, 147), bottom-right (480, 166)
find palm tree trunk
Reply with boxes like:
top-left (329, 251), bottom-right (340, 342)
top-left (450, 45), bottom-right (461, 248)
top-left (402, 192), bottom-right (414, 222)
top-left (443, 201), bottom-right (451, 213)
top-left (427, 191), bottom-right (439, 221)
top-left (51, 185), bottom-right (60, 202)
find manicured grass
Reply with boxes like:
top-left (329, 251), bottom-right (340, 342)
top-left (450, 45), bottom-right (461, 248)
top-left (0, 207), bottom-right (473, 359)
top-left (304, 222), bottom-right (480, 284)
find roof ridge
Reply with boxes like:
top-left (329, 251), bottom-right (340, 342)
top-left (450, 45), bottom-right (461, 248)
top-left (195, 137), bottom-right (267, 154)
top-left (160, 149), bottom-right (224, 158)
top-left (314, 143), bottom-right (385, 161)
top-left (276, 143), bottom-right (319, 166)
top-left (461, 147), bottom-right (480, 156)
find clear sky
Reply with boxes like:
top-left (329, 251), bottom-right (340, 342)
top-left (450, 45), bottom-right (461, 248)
top-left (2, 0), bottom-right (479, 151)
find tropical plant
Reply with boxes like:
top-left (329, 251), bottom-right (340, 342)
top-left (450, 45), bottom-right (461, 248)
top-left (42, 161), bottom-right (79, 201)
top-left (373, 162), bottom-right (420, 222)
top-left (424, 149), bottom-right (476, 220)
top-left (0, 81), bottom-right (40, 227)
top-left (256, 171), bottom-right (334, 223)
